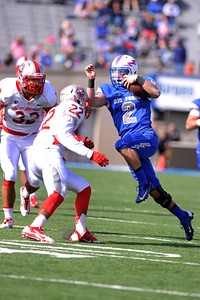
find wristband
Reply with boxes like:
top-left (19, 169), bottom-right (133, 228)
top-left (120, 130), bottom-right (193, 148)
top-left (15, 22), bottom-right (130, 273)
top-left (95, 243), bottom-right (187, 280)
top-left (196, 119), bottom-right (200, 127)
top-left (88, 79), bottom-right (95, 88)
top-left (136, 76), bottom-right (145, 86)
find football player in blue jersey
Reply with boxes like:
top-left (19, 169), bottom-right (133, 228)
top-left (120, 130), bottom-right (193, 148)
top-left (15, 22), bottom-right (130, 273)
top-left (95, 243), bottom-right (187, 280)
top-left (186, 98), bottom-right (200, 168)
top-left (85, 54), bottom-right (194, 241)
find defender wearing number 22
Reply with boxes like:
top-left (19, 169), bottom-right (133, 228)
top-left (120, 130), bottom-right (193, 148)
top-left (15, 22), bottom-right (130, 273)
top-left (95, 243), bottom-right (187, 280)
top-left (85, 54), bottom-right (194, 241)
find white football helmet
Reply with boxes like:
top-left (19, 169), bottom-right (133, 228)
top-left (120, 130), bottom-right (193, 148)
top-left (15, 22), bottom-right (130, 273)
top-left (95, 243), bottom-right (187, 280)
top-left (110, 54), bottom-right (138, 87)
top-left (16, 56), bottom-right (30, 77)
top-left (18, 59), bottom-right (46, 95)
top-left (60, 84), bottom-right (91, 119)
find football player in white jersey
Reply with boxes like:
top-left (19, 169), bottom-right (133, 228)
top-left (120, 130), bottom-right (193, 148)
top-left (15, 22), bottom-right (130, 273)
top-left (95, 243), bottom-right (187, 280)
top-left (16, 56), bottom-right (40, 209)
top-left (21, 84), bottom-right (109, 243)
top-left (0, 59), bottom-right (57, 228)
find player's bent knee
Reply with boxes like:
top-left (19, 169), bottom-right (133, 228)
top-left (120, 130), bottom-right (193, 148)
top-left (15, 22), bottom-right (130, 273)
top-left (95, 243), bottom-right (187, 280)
top-left (115, 139), bottom-right (129, 151)
top-left (150, 185), bottom-right (172, 208)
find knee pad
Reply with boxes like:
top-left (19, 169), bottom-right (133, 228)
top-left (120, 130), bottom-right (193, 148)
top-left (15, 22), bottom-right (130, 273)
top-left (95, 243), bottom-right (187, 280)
top-left (40, 191), bottom-right (64, 215)
top-left (150, 185), bottom-right (172, 208)
top-left (3, 180), bottom-right (15, 188)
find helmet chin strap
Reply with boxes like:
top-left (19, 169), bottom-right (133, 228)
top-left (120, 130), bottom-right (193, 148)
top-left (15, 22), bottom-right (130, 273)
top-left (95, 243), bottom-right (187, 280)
top-left (22, 89), bottom-right (38, 101)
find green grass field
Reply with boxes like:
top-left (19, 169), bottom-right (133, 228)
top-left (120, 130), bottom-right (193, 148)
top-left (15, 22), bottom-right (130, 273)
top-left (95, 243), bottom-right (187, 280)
top-left (0, 167), bottom-right (200, 300)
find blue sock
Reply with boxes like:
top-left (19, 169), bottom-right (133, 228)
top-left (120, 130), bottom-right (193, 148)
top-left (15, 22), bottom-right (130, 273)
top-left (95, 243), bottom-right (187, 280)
top-left (171, 204), bottom-right (186, 220)
top-left (134, 167), bottom-right (148, 186)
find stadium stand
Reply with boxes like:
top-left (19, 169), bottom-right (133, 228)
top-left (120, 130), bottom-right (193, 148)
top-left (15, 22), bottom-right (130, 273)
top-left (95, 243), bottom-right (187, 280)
top-left (0, 1), bottom-right (199, 73)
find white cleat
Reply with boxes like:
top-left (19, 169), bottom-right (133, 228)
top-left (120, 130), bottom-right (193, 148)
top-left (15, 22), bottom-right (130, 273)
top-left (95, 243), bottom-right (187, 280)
top-left (70, 228), bottom-right (100, 243)
top-left (0, 218), bottom-right (14, 228)
top-left (30, 194), bottom-right (39, 208)
top-left (22, 225), bottom-right (55, 244)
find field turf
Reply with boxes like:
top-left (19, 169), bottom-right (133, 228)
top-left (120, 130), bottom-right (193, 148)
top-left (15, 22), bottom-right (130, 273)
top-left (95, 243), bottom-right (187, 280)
top-left (0, 167), bottom-right (200, 300)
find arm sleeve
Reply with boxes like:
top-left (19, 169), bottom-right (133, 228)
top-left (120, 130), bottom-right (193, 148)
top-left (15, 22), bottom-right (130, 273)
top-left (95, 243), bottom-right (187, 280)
top-left (189, 102), bottom-right (200, 117)
top-left (55, 115), bottom-right (93, 159)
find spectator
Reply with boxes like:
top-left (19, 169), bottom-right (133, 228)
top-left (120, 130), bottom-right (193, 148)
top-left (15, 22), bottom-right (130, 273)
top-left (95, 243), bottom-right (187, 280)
top-left (40, 47), bottom-right (54, 68)
top-left (74, 0), bottom-right (95, 18)
top-left (171, 38), bottom-right (187, 74)
top-left (162, 0), bottom-right (180, 29)
top-left (123, 0), bottom-right (139, 13)
top-left (156, 126), bottom-right (169, 171)
top-left (10, 34), bottom-right (26, 62)
top-left (125, 17), bottom-right (140, 43)
top-left (28, 42), bottom-right (43, 61)
top-left (3, 53), bottom-right (15, 68)
top-left (109, 0), bottom-right (125, 28)
top-left (95, 0), bottom-right (111, 19)
top-left (146, 0), bottom-right (163, 16)
top-left (154, 13), bottom-right (172, 39)
top-left (167, 122), bottom-right (180, 141)
top-left (95, 16), bottom-right (109, 40)
top-left (136, 27), bottom-right (157, 59)
top-left (95, 0), bottom-right (111, 20)
top-left (59, 19), bottom-right (77, 69)
top-left (113, 28), bottom-right (135, 56)
top-left (95, 36), bottom-right (113, 69)
top-left (156, 122), bottom-right (180, 171)
top-left (156, 38), bottom-right (173, 68)
top-left (184, 60), bottom-right (195, 75)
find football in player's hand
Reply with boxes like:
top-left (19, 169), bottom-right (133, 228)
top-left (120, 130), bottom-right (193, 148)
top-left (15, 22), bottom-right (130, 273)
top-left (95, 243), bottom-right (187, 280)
top-left (128, 83), bottom-right (149, 98)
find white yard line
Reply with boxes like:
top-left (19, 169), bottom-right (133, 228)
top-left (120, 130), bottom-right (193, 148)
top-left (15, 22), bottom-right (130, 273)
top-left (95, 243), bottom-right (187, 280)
top-left (0, 240), bottom-right (200, 266)
top-left (0, 274), bottom-right (200, 298)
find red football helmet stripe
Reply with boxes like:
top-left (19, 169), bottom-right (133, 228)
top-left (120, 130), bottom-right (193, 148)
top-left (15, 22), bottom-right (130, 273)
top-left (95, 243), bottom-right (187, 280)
top-left (32, 60), bottom-right (40, 73)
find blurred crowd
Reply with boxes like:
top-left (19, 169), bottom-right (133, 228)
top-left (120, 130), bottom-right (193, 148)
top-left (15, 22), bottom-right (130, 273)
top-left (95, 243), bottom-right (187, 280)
top-left (0, 0), bottom-right (196, 75)
top-left (153, 121), bottom-right (181, 170)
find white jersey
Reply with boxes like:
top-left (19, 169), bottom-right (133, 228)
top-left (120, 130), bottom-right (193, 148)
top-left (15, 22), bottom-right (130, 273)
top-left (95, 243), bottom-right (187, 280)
top-left (0, 77), bottom-right (57, 135)
top-left (33, 100), bottom-right (93, 159)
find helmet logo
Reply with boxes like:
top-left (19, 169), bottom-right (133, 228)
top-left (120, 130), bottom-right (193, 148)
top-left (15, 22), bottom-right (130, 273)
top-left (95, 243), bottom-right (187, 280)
top-left (127, 60), bottom-right (137, 67)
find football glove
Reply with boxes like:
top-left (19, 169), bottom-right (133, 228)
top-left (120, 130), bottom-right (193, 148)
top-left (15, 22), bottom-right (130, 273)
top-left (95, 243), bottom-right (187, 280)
top-left (73, 133), bottom-right (94, 149)
top-left (90, 151), bottom-right (109, 167)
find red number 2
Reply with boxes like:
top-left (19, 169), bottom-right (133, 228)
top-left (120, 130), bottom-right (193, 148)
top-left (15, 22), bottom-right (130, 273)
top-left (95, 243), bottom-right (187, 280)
top-left (69, 103), bottom-right (83, 119)
top-left (40, 108), bottom-right (55, 130)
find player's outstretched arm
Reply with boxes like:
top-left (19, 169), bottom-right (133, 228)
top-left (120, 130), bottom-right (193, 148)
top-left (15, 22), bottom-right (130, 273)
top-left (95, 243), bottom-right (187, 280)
top-left (90, 151), bottom-right (109, 167)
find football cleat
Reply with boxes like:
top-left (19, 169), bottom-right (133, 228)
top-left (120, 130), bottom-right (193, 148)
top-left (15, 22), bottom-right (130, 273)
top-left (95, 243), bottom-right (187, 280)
top-left (69, 228), bottom-right (100, 243)
top-left (30, 194), bottom-right (39, 208)
top-left (135, 182), bottom-right (152, 204)
top-left (22, 225), bottom-right (55, 243)
top-left (180, 211), bottom-right (194, 241)
top-left (20, 186), bottom-right (30, 217)
top-left (0, 218), bottom-right (14, 229)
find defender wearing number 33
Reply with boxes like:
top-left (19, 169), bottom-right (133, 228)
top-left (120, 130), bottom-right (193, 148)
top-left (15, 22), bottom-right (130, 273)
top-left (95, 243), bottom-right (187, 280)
top-left (85, 54), bottom-right (194, 241)
top-left (0, 59), bottom-right (57, 229)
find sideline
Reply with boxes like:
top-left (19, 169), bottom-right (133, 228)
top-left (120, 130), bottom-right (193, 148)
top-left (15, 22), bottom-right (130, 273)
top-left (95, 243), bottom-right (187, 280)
top-left (66, 162), bottom-right (200, 176)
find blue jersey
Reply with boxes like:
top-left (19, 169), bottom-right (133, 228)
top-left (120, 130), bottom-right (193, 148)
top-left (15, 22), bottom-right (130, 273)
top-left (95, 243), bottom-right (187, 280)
top-left (99, 83), bottom-right (154, 138)
top-left (191, 98), bottom-right (200, 141)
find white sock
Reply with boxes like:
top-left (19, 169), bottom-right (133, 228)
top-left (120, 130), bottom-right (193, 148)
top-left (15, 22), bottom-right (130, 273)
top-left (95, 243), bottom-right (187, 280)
top-left (76, 213), bottom-right (86, 235)
top-left (3, 208), bottom-right (13, 219)
top-left (22, 187), bottom-right (30, 198)
top-left (31, 214), bottom-right (47, 227)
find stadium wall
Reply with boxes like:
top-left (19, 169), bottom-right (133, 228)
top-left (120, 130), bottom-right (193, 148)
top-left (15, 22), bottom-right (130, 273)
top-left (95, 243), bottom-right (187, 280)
top-left (0, 68), bottom-right (198, 169)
